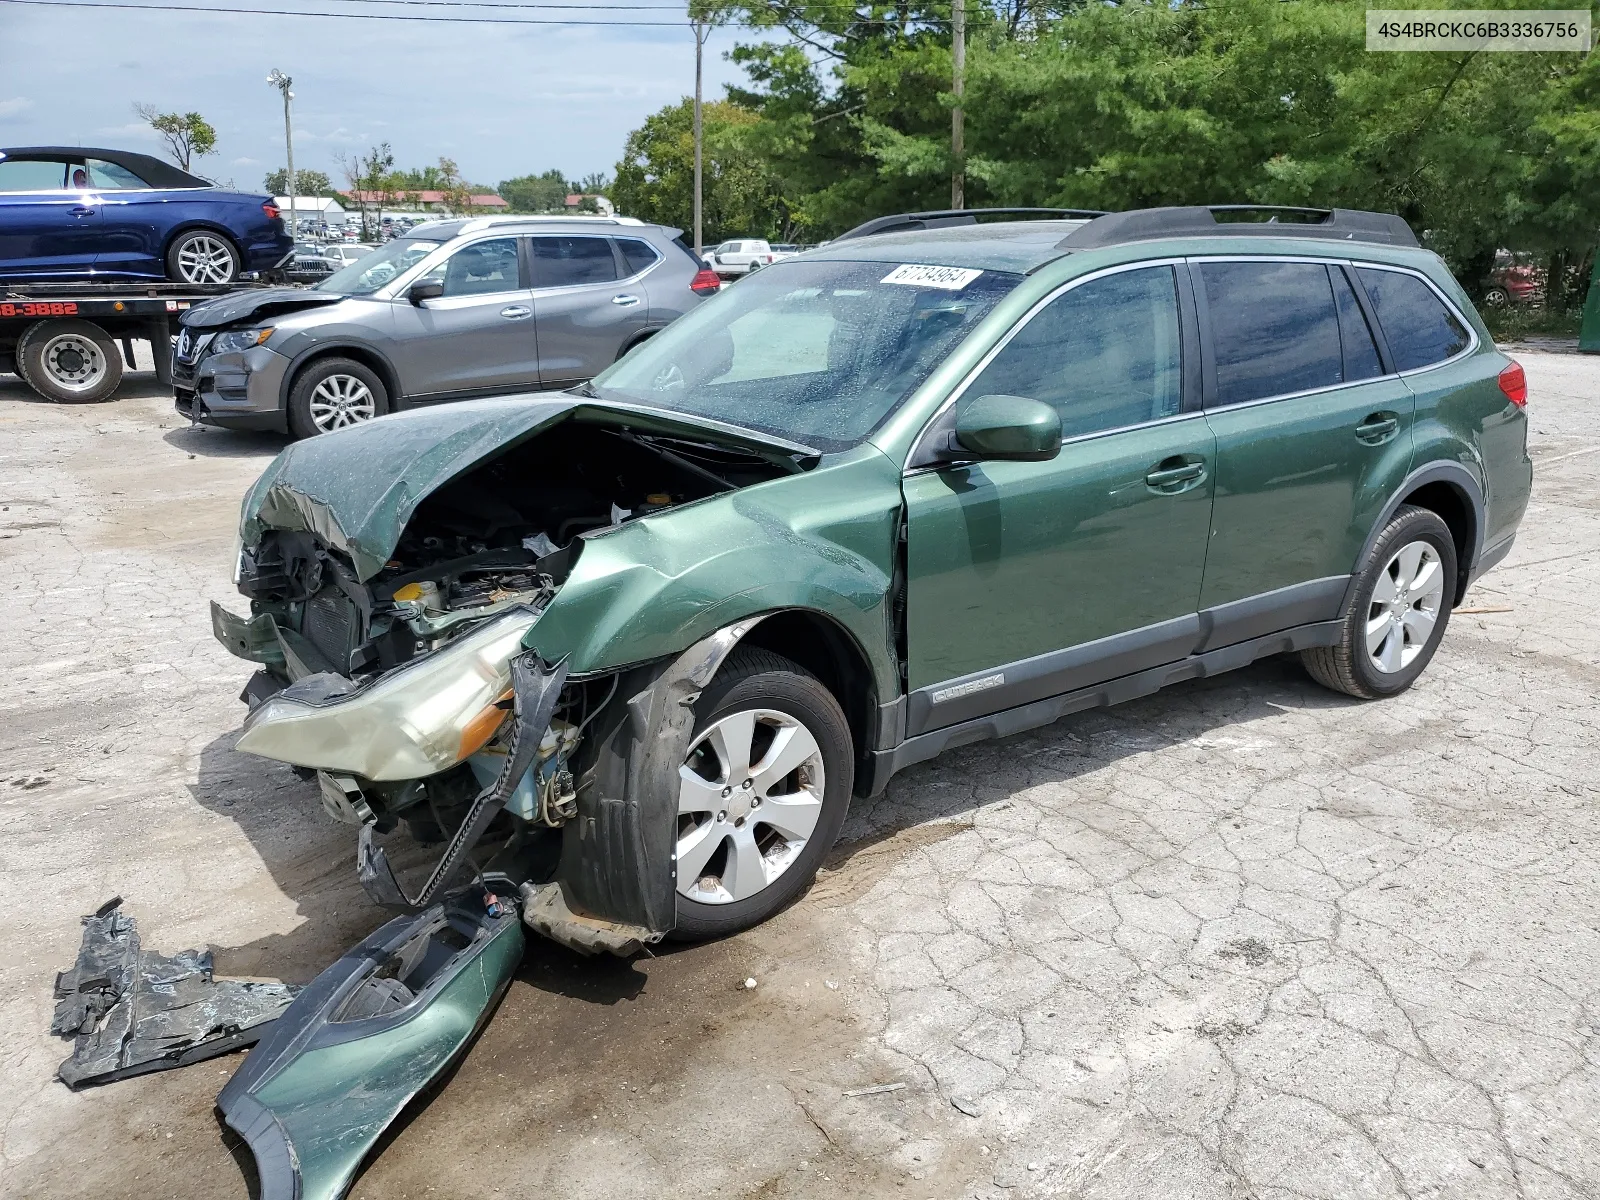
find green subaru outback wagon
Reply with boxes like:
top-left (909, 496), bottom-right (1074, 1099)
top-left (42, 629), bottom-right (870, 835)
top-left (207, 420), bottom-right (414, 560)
top-left (218, 204), bottom-right (1531, 947)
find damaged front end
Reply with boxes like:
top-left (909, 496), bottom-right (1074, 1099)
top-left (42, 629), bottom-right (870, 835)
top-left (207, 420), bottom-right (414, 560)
top-left (214, 399), bottom-right (806, 948)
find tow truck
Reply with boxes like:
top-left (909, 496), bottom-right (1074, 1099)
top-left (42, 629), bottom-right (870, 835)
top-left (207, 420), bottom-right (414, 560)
top-left (0, 279), bottom-right (269, 403)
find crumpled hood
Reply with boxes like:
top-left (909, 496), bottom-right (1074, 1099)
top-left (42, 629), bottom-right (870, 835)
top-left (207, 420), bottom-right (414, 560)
top-left (182, 287), bottom-right (344, 329)
top-left (239, 394), bottom-right (816, 581)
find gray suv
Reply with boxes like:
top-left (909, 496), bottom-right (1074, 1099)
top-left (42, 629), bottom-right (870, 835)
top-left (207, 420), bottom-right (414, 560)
top-left (173, 216), bottom-right (719, 438)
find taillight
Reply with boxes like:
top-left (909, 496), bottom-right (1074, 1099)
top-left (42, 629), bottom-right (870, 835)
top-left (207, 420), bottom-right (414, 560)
top-left (262, 202), bottom-right (280, 221)
top-left (1498, 360), bottom-right (1527, 407)
top-left (690, 268), bottom-right (721, 296)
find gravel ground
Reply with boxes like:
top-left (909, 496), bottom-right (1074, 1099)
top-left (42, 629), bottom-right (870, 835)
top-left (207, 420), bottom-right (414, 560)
top-left (0, 350), bottom-right (1596, 1199)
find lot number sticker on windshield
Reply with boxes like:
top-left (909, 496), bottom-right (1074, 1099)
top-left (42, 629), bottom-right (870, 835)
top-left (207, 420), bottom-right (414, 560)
top-left (881, 264), bottom-right (984, 290)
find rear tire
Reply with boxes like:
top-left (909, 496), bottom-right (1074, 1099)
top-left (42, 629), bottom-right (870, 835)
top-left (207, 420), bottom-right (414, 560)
top-left (166, 230), bottom-right (241, 285)
top-left (1301, 505), bottom-right (1457, 699)
top-left (671, 648), bottom-right (854, 941)
top-left (286, 356), bottom-right (389, 439)
top-left (16, 319), bottom-right (123, 403)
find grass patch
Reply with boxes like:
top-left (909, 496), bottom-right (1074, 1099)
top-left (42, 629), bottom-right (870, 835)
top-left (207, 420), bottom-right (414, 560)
top-left (1483, 306), bottom-right (1583, 341)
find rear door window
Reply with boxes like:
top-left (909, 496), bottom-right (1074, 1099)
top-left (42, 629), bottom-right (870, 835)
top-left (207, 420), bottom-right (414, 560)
top-left (86, 159), bottom-right (149, 190)
top-left (532, 236), bottom-right (618, 287)
top-left (965, 265), bottom-right (1183, 439)
top-left (1201, 261), bottom-right (1343, 405)
top-left (1331, 267), bottom-right (1383, 382)
top-left (1356, 267), bottom-right (1470, 371)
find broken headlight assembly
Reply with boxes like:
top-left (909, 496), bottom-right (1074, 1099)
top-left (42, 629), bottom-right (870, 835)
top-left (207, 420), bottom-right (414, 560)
top-left (235, 605), bottom-right (540, 780)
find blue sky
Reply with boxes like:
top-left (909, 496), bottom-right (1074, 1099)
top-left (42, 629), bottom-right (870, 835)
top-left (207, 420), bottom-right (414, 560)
top-left (0, 0), bottom-right (758, 191)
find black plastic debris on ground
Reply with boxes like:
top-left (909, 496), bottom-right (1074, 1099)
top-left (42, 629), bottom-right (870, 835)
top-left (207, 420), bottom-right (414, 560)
top-left (51, 897), bottom-right (299, 1089)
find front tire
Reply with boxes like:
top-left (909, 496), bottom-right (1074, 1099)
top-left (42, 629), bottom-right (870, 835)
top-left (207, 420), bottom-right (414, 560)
top-left (286, 356), bottom-right (389, 439)
top-left (1301, 505), bottom-right (1456, 699)
top-left (671, 649), bottom-right (854, 941)
top-left (16, 319), bottom-right (123, 403)
top-left (166, 230), bottom-right (241, 285)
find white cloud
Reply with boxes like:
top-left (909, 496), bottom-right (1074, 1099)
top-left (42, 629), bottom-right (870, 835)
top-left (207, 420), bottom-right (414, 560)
top-left (95, 121), bottom-right (158, 140)
top-left (0, 97), bottom-right (35, 119)
top-left (233, 156), bottom-right (260, 165)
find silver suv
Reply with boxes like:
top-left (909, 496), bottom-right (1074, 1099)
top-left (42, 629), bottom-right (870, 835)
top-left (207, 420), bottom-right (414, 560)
top-left (173, 215), bottom-right (720, 438)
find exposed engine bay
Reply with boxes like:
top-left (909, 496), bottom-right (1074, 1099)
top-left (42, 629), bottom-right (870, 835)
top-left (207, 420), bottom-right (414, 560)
top-left (236, 421), bottom-right (780, 680)
top-left (217, 415), bottom-right (798, 931)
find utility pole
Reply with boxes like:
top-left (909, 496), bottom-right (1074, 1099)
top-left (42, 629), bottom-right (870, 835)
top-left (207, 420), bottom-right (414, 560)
top-left (951, 0), bottom-right (965, 209)
top-left (692, 17), bottom-right (709, 254)
top-left (267, 70), bottom-right (296, 240)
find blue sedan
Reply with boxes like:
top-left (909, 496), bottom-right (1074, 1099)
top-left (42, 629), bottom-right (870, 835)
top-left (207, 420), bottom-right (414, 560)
top-left (0, 146), bottom-right (293, 284)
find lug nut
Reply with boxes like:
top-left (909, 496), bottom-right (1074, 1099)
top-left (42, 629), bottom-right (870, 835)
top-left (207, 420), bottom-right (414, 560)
top-left (717, 810), bottom-right (727, 823)
top-left (751, 796), bottom-right (762, 807)
top-left (742, 779), bottom-right (753, 789)
top-left (734, 816), bottom-right (746, 828)
top-left (721, 786), bottom-right (732, 798)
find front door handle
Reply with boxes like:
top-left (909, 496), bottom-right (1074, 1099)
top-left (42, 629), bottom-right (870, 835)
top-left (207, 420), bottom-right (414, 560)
top-left (1355, 413), bottom-right (1399, 444)
top-left (611, 294), bottom-right (641, 307)
top-left (499, 305), bottom-right (531, 320)
top-left (71, 206), bottom-right (95, 216)
top-left (1145, 459), bottom-right (1206, 492)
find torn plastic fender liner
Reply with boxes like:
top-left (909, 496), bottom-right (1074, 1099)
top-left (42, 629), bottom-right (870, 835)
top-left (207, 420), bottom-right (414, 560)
top-left (558, 615), bottom-right (767, 933)
top-left (359, 652), bottom-right (568, 911)
top-left (217, 888), bottom-right (524, 1200)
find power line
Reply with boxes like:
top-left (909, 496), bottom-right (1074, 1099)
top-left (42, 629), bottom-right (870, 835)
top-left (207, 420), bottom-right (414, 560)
top-left (0, 0), bottom-right (693, 21)
top-left (0, 0), bottom-right (955, 18)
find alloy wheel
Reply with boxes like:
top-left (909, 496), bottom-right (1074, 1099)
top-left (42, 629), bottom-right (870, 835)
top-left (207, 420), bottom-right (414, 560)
top-left (307, 374), bottom-right (376, 432)
top-left (176, 236), bottom-right (237, 284)
top-left (676, 708), bottom-right (826, 905)
top-left (40, 334), bottom-right (108, 395)
top-left (1366, 539), bottom-right (1445, 674)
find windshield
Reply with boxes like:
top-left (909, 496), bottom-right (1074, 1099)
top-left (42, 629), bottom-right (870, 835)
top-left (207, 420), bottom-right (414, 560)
top-left (315, 238), bottom-right (442, 295)
top-left (590, 258), bottom-right (1020, 452)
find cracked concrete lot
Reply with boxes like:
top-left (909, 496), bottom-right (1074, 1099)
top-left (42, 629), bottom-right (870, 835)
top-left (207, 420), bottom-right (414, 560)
top-left (1, 350), bottom-right (1597, 1199)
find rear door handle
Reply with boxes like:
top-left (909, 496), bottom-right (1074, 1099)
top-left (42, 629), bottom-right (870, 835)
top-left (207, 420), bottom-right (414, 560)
top-left (612, 294), bottom-right (641, 307)
top-left (499, 305), bottom-right (531, 320)
top-left (71, 206), bottom-right (95, 216)
top-left (1145, 461), bottom-right (1205, 491)
top-left (1355, 413), bottom-right (1399, 444)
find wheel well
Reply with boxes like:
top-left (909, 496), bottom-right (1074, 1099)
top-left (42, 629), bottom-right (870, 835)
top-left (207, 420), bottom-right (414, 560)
top-left (615, 328), bottom-right (658, 360)
top-left (740, 610), bottom-right (878, 793)
top-left (161, 221), bottom-right (244, 262)
top-left (1399, 481), bottom-right (1476, 603)
top-left (286, 345), bottom-right (399, 407)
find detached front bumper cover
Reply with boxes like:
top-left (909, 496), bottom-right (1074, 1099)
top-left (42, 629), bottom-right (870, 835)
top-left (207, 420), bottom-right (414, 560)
top-left (217, 886), bottom-right (524, 1200)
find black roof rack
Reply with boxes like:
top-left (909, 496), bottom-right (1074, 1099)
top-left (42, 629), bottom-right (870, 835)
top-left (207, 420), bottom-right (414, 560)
top-left (1060, 205), bottom-right (1418, 250)
top-left (834, 207), bottom-right (1108, 242)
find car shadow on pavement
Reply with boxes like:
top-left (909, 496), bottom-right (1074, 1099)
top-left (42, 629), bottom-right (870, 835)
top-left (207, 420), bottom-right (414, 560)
top-left (0, 369), bottom-right (174, 405)
top-left (162, 423), bottom-right (289, 459)
top-left (184, 656), bottom-right (1354, 994)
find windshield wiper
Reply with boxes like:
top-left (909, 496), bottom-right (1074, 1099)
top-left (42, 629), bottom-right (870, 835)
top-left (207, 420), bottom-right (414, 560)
top-left (569, 380), bottom-right (600, 399)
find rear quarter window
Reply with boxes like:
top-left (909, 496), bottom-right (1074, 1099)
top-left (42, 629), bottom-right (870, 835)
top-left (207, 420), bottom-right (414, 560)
top-left (1356, 268), bottom-right (1470, 371)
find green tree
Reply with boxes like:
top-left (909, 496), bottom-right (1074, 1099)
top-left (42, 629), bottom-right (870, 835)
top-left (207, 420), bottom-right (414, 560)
top-left (263, 167), bottom-right (332, 197)
top-left (611, 98), bottom-right (789, 241)
top-left (132, 104), bottom-right (216, 171)
top-left (703, 0), bottom-right (1600, 291)
top-left (335, 143), bottom-right (396, 240)
top-left (499, 169), bottom-right (571, 213)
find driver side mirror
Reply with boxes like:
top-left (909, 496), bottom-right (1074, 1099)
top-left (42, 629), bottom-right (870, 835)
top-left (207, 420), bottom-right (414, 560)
top-left (950, 394), bottom-right (1062, 462)
top-left (408, 279), bottom-right (444, 306)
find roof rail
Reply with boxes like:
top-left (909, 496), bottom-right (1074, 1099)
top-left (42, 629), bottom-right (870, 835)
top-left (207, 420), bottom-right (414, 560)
top-left (1060, 205), bottom-right (1418, 250)
top-left (834, 207), bottom-right (1108, 242)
